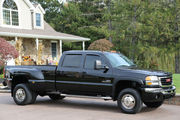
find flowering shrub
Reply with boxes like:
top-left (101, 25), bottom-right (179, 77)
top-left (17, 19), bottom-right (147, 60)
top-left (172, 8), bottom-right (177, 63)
top-left (0, 38), bottom-right (19, 65)
top-left (22, 56), bottom-right (32, 61)
top-left (88, 39), bottom-right (114, 51)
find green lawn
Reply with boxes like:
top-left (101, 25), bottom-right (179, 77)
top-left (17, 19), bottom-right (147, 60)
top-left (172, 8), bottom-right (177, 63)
top-left (173, 74), bottom-right (180, 94)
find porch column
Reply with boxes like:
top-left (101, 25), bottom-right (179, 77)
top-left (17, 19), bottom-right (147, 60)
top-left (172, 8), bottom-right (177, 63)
top-left (59, 40), bottom-right (62, 57)
top-left (36, 38), bottom-right (39, 50)
top-left (82, 41), bottom-right (85, 51)
top-left (15, 37), bottom-right (20, 62)
top-left (36, 38), bottom-right (39, 64)
top-left (15, 37), bottom-right (23, 65)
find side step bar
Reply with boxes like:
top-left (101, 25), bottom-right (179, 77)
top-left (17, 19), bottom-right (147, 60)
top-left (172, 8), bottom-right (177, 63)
top-left (61, 94), bottom-right (112, 100)
top-left (46, 92), bottom-right (112, 100)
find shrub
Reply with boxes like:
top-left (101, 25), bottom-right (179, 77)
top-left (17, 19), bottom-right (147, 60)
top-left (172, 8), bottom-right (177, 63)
top-left (88, 39), bottom-right (113, 51)
top-left (0, 66), bottom-right (3, 74)
top-left (0, 38), bottom-right (19, 65)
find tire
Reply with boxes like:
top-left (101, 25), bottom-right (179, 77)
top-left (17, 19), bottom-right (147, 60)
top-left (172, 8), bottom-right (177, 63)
top-left (30, 92), bottom-right (37, 104)
top-left (49, 94), bottom-right (65, 101)
top-left (117, 88), bottom-right (143, 114)
top-left (2, 81), bottom-right (7, 86)
top-left (144, 101), bottom-right (163, 108)
top-left (13, 84), bottom-right (33, 105)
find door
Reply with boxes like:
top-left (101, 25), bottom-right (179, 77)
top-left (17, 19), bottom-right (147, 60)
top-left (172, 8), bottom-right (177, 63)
top-left (56, 54), bottom-right (84, 94)
top-left (82, 54), bottom-right (113, 96)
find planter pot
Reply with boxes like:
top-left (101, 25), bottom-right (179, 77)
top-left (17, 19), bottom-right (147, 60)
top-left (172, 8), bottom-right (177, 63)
top-left (21, 61), bottom-right (35, 65)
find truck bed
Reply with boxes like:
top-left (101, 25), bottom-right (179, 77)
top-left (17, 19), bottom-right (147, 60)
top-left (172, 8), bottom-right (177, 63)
top-left (5, 65), bottom-right (57, 71)
top-left (5, 65), bottom-right (57, 81)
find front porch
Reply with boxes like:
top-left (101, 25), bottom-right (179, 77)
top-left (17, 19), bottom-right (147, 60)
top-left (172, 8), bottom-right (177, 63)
top-left (0, 21), bottom-right (90, 65)
top-left (1, 36), bottom-right (87, 65)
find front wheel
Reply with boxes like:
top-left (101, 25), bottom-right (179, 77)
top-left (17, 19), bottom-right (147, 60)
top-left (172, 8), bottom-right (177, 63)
top-left (117, 88), bottom-right (143, 114)
top-left (144, 101), bottom-right (164, 108)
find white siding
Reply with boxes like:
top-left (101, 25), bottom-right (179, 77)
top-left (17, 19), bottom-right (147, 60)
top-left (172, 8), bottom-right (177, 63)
top-left (18, 0), bottom-right (32, 29)
top-left (0, 0), bottom-right (4, 26)
top-left (33, 6), bottom-right (44, 29)
top-left (0, 0), bottom-right (44, 30)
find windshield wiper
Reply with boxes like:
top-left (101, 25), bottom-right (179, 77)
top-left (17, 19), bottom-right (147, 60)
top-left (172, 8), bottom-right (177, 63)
top-left (116, 65), bottom-right (130, 67)
top-left (116, 65), bottom-right (137, 68)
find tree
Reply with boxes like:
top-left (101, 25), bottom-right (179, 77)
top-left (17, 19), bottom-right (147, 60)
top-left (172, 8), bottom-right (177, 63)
top-left (107, 0), bottom-right (179, 72)
top-left (88, 39), bottom-right (113, 51)
top-left (0, 38), bottom-right (19, 65)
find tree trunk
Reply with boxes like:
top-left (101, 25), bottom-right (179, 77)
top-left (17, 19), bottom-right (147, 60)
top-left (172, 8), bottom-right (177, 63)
top-left (175, 50), bottom-right (180, 73)
top-left (131, 4), bottom-right (137, 60)
top-left (173, 0), bottom-right (180, 73)
top-left (108, 0), bottom-right (112, 42)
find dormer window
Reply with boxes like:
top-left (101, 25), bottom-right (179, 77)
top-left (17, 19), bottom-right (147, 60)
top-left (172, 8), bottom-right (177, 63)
top-left (36, 13), bottom-right (41, 26)
top-left (3, 0), bottom-right (19, 26)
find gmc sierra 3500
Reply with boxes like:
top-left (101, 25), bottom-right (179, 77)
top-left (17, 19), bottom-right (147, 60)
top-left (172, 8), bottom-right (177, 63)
top-left (3, 51), bottom-right (176, 114)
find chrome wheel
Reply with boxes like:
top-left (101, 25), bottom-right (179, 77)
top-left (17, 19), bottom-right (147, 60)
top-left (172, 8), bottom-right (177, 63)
top-left (15, 88), bottom-right (26, 102)
top-left (121, 94), bottom-right (136, 109)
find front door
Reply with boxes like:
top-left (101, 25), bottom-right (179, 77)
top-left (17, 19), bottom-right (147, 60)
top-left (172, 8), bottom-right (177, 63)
top-left (82, 54), bottom-right (113, 96)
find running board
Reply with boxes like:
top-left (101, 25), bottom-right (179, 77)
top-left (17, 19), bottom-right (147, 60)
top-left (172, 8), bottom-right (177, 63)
top-left (61, 94), bottom-right (112, 100)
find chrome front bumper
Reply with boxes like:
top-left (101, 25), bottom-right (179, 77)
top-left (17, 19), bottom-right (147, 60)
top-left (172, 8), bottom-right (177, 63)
top-left (145, 86), bottom-right (176, 95)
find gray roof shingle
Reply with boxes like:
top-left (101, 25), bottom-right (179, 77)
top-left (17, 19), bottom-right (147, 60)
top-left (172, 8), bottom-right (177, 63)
top-left (0, 21), bottom-right (90, 41)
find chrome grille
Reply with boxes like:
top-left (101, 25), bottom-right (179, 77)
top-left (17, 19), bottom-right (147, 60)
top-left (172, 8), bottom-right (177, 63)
top-left (159, 76), bottom-right (172, 86)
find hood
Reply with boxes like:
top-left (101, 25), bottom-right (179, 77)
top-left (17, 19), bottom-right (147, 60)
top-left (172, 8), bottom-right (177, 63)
top-left (115, 67), bottom-right (171, 77)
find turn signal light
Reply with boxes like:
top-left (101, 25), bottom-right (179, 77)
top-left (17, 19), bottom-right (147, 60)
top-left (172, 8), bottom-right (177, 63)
top-left (147, 82), bottom-right (152, 85)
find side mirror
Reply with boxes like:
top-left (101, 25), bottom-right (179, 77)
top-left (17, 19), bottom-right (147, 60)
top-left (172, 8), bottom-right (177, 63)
top-left (95, 60), bottom-right (109, 70)
top-left (95, 60), bottom-right (102, 70)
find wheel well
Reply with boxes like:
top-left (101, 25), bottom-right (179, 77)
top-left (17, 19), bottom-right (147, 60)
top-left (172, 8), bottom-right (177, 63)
top-left (11, 75), bottom-right (29, 96)
top-left (113, 80), bottom-right (142, 100)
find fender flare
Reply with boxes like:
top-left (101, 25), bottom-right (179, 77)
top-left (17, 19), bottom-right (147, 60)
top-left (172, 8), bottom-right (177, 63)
top-left (112, 78), bottom-right (144, 100)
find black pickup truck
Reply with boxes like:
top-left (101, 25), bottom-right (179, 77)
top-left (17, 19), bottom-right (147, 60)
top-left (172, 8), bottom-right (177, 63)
top-left (4, 51), bottom-right (175, 114)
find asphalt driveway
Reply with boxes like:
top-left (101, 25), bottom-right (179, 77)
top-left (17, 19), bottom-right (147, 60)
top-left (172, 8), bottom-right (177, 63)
top-left (0, 93), bottom-right (179, 120)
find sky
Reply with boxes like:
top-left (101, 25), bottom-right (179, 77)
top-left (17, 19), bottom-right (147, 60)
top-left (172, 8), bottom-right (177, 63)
top-left (58, 0), bottom-right (67, 3)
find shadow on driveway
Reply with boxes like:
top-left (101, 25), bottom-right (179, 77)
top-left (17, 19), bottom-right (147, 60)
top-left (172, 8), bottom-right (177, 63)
top-left (33, 97), bottom-right (156, 113)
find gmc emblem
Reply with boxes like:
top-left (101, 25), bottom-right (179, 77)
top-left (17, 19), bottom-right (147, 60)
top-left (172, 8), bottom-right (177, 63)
top-left (166, 79), bottom-right (171, 82)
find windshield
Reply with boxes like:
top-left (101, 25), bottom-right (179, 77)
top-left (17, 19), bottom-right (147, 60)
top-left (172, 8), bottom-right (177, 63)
top-left (104, 52), bottom-right (136, 68)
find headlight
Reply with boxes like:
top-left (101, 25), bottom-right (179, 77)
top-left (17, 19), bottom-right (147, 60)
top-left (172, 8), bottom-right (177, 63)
top-left (145, 76), bottom-right (159, 86)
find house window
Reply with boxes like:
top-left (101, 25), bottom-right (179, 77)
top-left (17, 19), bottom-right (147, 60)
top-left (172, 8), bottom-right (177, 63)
top-left (36, 13), bottom-right (41, 26)
top-left (51, 42), bottom-right (57, 59)
top-left (3, 0), bottom-right (19, 26)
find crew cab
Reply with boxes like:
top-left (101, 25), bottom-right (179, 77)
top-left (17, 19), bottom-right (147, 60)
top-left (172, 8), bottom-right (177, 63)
top-left (3, 51), bottom-right (176, 114)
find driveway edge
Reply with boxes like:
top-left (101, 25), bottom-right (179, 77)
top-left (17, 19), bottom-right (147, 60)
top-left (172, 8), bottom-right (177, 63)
top-left (164, 94), bottom-right (180, 105)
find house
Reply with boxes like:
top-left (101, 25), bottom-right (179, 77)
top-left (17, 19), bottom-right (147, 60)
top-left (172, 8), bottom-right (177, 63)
top-left (0, 0), bottom-right (90, 65)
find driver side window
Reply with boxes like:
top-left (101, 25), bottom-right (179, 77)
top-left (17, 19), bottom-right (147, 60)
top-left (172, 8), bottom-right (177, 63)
top-left (84, 55), bottom-right (101, 69)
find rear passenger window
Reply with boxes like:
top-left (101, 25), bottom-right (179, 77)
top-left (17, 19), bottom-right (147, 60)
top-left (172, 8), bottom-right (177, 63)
top-left (84, 55), bottom-right (101, 69)
top-left (62, 54), bottom-right (82, 68)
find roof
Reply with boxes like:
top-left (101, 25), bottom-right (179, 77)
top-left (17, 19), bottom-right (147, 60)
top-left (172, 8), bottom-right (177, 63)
top-left (64, 50), bottom-right (110, 54)
top-left (0, 21), bottom-right (90, 41)
top-left (32, 3), bottom-right (45, 14)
